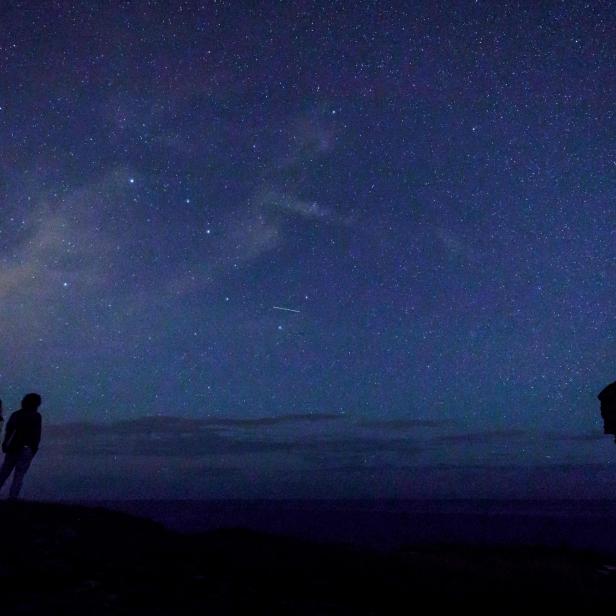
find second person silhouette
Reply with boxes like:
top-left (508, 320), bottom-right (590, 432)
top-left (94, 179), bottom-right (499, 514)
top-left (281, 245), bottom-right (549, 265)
top-left (0, 393), bottom-right (42, 499)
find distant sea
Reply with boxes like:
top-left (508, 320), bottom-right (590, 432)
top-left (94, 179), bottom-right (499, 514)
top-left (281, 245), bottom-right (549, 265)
top-left (72, 499), bottom-right (616, 556)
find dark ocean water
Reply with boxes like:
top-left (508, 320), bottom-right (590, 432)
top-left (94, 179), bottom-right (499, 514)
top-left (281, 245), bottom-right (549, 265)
top-left (69, 499), bottom-right (616, 556)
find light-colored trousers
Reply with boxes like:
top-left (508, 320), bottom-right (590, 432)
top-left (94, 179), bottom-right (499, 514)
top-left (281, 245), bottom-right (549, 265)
top-left (0, 447), bottom-right (35, 498)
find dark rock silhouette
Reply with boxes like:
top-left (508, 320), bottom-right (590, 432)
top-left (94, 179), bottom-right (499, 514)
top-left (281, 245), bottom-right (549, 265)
top-left (1, 500), bottom-right (616, 613)
top-left (0, 393), bottom-right (42, 498)
top-left (598, 381), bottom-right (616, 442)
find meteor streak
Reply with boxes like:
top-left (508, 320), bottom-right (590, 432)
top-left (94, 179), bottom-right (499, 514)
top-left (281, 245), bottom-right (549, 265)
top-left (273, 306), bottom-right (300, 313)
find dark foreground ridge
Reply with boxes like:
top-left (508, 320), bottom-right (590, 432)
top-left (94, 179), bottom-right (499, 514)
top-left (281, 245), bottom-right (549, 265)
top-left (2, 500), bottom-right (616, 614)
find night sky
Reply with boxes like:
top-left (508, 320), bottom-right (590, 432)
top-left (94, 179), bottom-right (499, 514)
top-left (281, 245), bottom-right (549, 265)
top-left (1, 1), bottom-right (615, 499)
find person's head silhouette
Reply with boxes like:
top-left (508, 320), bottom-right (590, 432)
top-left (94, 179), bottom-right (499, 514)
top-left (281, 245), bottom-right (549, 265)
top-left (21, 393), bottom-right (41, 412)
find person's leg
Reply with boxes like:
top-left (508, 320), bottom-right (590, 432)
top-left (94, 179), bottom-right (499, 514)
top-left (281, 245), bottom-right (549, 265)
top-left (0, 453), bottom-right (18, 491)
top-left (9, 448), bottom-right (34, 499)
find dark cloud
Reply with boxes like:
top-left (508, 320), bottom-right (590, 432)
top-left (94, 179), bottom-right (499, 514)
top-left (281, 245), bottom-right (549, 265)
top-left (33, 413), bottom-right (615, 499)
top-left (45, 432), bottom-right (280, 458)
top-left (111, 416), bottom-right (215, 435)
top-left (43, 413), bottom-right (420, 460)
top-left (434, 429), bottom-right (528, 444)
top-left (125, 435), bottom-right (293, 457)
top-left (298, 436), bottom-right (416, 455)
top-left (47, 413), bottom-right (343, 438)
top-left (358, 419), bottom-right (454, 430)
top-left (544, 431), bottom-right (606, 442)
top-left (202, 413), bottom-right (344, 427)
top-left (302, 462), bottom-right (616, 473)
top-left (46, 422), bottom-right (102, 438)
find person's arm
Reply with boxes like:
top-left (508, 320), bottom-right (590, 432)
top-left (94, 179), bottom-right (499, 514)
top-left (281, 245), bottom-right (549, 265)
top-left (2, 414), bottom-right (16, 453)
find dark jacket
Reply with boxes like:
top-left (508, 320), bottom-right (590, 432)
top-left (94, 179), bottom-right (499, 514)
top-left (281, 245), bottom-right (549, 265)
top-left (599, 381), bottom-right (616, 405)
top-left (2, 409), bottom-right (42, 454)
top-left (599, 381), bottom-right (616, 436)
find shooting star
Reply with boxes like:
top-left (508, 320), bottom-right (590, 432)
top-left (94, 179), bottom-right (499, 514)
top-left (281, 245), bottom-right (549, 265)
top-left (273, 306), bottom-right (301, 313)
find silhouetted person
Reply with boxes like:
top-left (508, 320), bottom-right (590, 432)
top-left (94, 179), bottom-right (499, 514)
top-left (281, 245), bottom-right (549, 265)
top-left (598, 381), bottom-right (616, 443)
top-left (0, 393), bottom-right (42, 499)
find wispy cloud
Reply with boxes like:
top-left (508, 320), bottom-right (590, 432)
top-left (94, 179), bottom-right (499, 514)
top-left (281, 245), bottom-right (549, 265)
top-left (0, 168), bottom-right (146, 301)
top-left (260, 190), bottom-right (332, 221)
top-left (219, 203), bottom-right (282, 264)
top-left (169, 187), bottom-right (346, 294)
top-left (219, 188), bottom-right (343, 266)
top-left (0, 208), bottom-right (104, 302)
top-left (278, 112), bottom-right (337, 168)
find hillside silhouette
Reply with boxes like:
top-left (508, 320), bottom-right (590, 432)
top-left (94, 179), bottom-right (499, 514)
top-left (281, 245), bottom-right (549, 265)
top-left (2, 500), bottom-right (616, 612)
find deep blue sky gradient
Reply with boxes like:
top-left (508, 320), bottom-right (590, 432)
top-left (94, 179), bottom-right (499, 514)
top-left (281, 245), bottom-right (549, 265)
top-left (0, 1), bottom-right (614, 498)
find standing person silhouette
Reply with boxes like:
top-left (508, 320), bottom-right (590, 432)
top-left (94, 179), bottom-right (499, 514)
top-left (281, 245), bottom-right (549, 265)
top-left (0, 393), bottom-right (42, 499)
top-left (598, 381), bottom-right (616, 443)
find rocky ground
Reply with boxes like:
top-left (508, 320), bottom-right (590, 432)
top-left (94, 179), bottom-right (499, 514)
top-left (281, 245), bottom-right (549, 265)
top-left (0, 500), bottom-right (615, 613)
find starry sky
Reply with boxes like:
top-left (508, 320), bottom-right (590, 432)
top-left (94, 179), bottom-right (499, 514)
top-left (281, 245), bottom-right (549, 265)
top-left (1, 1), bottom-right (615, 499)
